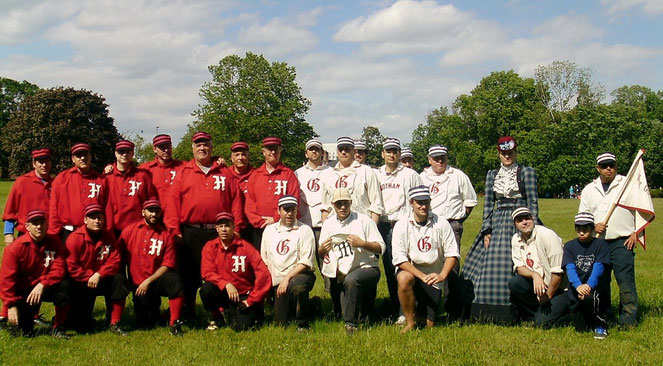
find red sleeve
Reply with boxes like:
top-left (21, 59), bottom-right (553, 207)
top-left (165, 173), bottom-right (183, 236)
top-left (117, 227), bottom-right (130, 266)
top-left (246, 244), bottom-right (272, 306)
top-left (201, 241), bottom-right (226, 289)
top-left (161, 235), bottom-right (176, 269)
top-left (102, 178), bottom-right (114, 232)
top-left (48, 176), bottom-right (64, 235)
top-left (2, 179), bottom-right (20, 222)
top-left (229, 175), bottom-right (246, 232)
top-left (40, 240), bottom-right (66, 287)
top-left (98, 235), bottom-right (120, 278)
top-left (0, 245), bottom-right (22, 307)
top-left (244, 173), bottom-right (264, 228)
top-left (65, 234), bottom-right (94, 282)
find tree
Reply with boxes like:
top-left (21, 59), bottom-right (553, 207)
top-left (0, 77), bottom-right (41, 177)
top-left (181, 52), bottom-right (316, 168)
top-left (360, 126), bottom-right (384, 167)
top-left (2, 87), bottom-right (121, 176)
top-left (611, 85), bottom-right (663, 120)
top-left (121, 131), bottom-right (153, 164)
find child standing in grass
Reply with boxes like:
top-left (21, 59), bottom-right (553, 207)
top-left (562, 212), bottom-right (611, 339)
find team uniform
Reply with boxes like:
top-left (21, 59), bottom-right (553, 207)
top-left (321, 160), bottom-right (384, 219)
top-left (3, 171), bottom-right (52, 236)
top-left (106, 164), bottom-right (157, 233)
top-left (391, 211), bottom-right (459, 321)
top-left (320, 211), bottom-right (385, 327)
top-left (0, 233), bottom-right (69, 335)
top-left (200, 236), bottom-right (272, 331)
top-left (138, 158), bottom-right (184, 213)
top-left (260, 220), bottom-right (316, 327)
top-left (295, 163), bottom-right (335, 234)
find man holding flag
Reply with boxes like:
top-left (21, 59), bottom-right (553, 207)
top-left (579, 151), bottom-right (655, 327)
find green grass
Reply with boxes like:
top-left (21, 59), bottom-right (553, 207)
top-left (1, 180), bottom-right (662, 365)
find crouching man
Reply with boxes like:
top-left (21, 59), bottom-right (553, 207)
top-left (261, 195), bottom-right (316, 330)
top-left (318, 188), bottom-right (385, 334)
top-left (200, 212), bottom-right (271, 332)
top-left (118, 199), bottom-right (185, 336)
top-left (508, 207), bottom-right (568, 327)
top-left (392, 186), bottom-right (459, 332)
top-left (0, 210), bottom-right (70, 338)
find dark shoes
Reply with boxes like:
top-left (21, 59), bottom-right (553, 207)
top-left (109, 323), bottom-right (128, 336)
top-left (170, 320), bottom-right (184, 336)
top-left (51, 326), bottom-right (70, 340)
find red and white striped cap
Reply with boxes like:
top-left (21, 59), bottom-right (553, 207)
top-left (115, 140), bottom-right (135, 151)
top-left (152, 134), bottom-right (172, 146)
top-left (71, 143), bottom-right (91, 154)
top-left (83, 204), bottom-right (104, 217)
top-left (26, 209), bottom-right (47, 222)
top-left (31, 148), bottom-right (52, 159)
top-left (192, 131), bottom-right (212, 142)
top-left (215, 212), bottom-right (234, 223)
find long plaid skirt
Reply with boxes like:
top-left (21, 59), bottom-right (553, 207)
top-left (461, 204), bottom-right (518, 307)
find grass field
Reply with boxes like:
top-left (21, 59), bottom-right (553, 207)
top-left (0, 180), bottom-right (661, 365)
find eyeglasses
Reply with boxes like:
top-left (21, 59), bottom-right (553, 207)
top-left (599, 162), bottom-right (615, 169)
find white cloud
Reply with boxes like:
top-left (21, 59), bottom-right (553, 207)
top-left (0, 0), bottom-right (78, 44)
top-left (602, 0), bottom-right (663, 15)
top-left (238, 18), bottom-right (318, 56)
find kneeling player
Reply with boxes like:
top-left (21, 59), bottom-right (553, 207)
top-left (392, 186), bottom-right (458, 332)
top-left (200, 212), bottom-right (271, 332)
top-left (260, 195), bottom-right (316, 330)
top-left (0, 210), bottom-right (70, 338)
top-left (66, 205), bottom-right (129, 335)
top-left (119, 199), bottom-right (184, 335)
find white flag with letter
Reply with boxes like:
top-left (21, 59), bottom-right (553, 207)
top-left (616, 154), bottom-right (655, 249)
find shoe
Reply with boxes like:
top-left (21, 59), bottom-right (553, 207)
top-left (34, 314), bottom-right (52, 327)
top-left (395, 315), bottom-right (406, 326)
top-left (109, 323), bottom-right (128, 336)
top-left (170, 320), bottom-right (184, 336)
top-left (206, 320), bottom-right (221, 331)
top-left (594, 327), bottom-right (608, 340)
top-left (51, 327), bottom-right (70, 340)
top-left (344, 324), bottom-right (357, 335)
top-left (0, 317), bottom-right (6, 330)
top-left (296, 322), bottom-right (311, 333)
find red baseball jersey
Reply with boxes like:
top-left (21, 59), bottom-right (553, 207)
top-left (201, 236), bottom-right (271, 307)
top-left (138, 158), bottom-right (184, 213)
top-left (48, 167), bottom-right (112, 235)
top-left (3, 171), bottom-right (53, 233)
top-left (0, 233), bottom-right (66, 307)
top-left (228, 165), bottom-right (254, 196)
top-left (65, 226), bottom-right (120, 282)
top-left (118, 220), bottom-right (176, 286)
top-left (165, 160), bottom-right (245, 236)
top-left (245, 163), bottom-right (300, 228)
top-left (106, 164), bottom-right (157, 231)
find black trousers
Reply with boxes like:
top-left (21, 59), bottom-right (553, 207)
top-left (250, 227), bottom-right (265, 251)
top-left (329, 267), bottom-right (380, 326)
top-left (412, 277), bottom-right (442, 321)
top-left (132, 272), bottom-right (183, 328)
top-left (178, 225), bottom-right (218, 296)
top-left (570, 288), bottom-right (610, 329)
top-left (13, 282), bottom-right (70, 334)
top-left (199, 282), bottom-right (263, 331)
top-left (68, 273), bottom-right (129, 328)
top-left (508, 275), bottom-right (571, 328)
top-left (377, 222), bottom-right (399, 316)
top-left (272, 272), bottom-right (316, 327)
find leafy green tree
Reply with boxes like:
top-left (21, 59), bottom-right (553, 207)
top-left (1, 87), bottom-right (121, 176)
top-left (0, 77), bottom-right (41, 177)
top-left (180, 52), bottom-right (316, 168)
top-left (361, 125), bottom-right (384, 167)
top-left (121, 132), bottom-right (153, 164)
top-left (611, 85), bottom-right (663, 121)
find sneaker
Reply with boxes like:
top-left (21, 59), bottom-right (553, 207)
top-left (594, 327), bottom-right (608, 340)
top-left (395, 315), bottom-right (406, 326)
top-left (170, 320), bottom-right (184, 336)
top-left (51, 327), bottom-right (70, 340)
top-left (34, 314), bottom-right (52, 327)
top-left (109, 323), bottom-right (128, 337)
top-left (206, 320), bottom-right (221, 331)
top-left (344, 324), bottom-right (357, 335)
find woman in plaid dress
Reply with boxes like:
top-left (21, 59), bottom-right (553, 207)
top-left (459, 136), bottom-right (542, 323)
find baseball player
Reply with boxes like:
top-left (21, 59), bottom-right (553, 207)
top-left (354, 140), bottom-right (367, 165)
top-left (227, 141), bottom-right (253, 239)
top-left (106, 140), bottom-right (157, 237)
top-left (321, 137), bottom-right (384, 225)
top-left (118, 199), bottom-right (184, 336)
top-left (200, 212), bottom-right (271, 332)
top-left (65, 204), bottom-right (129, 335)
top-left (392, 186), bottom-right (459, 332)
top-left (400, 148), bottom-right (415, 169)
top-left (244, 137), bottom-right (301, 249)
top-left (138, 134), bottom-right (185, 214)
top-left (318, 188), bottom-right (385, 334)
top-left (374, 138), bottom-right (423, 321)
top-left (164, 131), bottom-right (245, 320)
top-left (260, 195), bottom-right (316, 330)
top-left (0, 210), bottom-right (70, 338)
top-left (48, 143), bottom-right (112, 242)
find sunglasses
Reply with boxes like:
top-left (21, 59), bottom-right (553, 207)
top-left (599, 162), bottom-right (615, 169)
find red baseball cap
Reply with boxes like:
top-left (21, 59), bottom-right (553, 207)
top-left (115, 140), bottom-right (135, 151)
top-left (26, 209), bottom-right (47, 222)
top-left (71, 143), bottom-right (91, 154)
top-left (262, 137), bottom-right (282, 147)
top-left (497, 136), bottom-right (517, 151)
top-left (31, 148), bottom-right (52, 159)
top-left (215, 212), bottom-right (234, 223)
top-left (83, 204), bottom-right (104, 217)
top-left (192, 132), bottom-right (212, 142)
top-left (142, 199), bottom-right (161, 210)
top-left (231, 141), bottom-right (249, 151)
top-left (152, 134), bottom-right (172, 146)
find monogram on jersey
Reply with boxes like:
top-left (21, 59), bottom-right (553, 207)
top-left (380, 182), bottom-right (400, 191)
top-left (336, 241), bottom-right (354, 258)
top-left (128, 180), bottom-right (142, 196)
top-left (213, 175), bottom-right (226, 190)
top-left (148, 238), bottom-right (163, 256)
top-left (276, 239), bottom-right (290, 255)
top-left (98, 244), bottom-right (111, 261)
top-left (274, 180), bottom-right (288, 195)
top-left (232, 255), bottom-right (246, 272)
top-left (526, 252), bottom-right (534, 268)
top-left (169, 170), bottom-right (177, 183)
top-left (417, 236), bottom-right (432, 252)
top-left (88, 183), bottom-right (101, 198)
top-left (430, 182), bottom-right (440, 194)
top-left (335, 175), bottom-right (348, 188)
top-left (307, 178), bottom-right (320, 192)
top-left (44, 250), bottom-right (55, 267)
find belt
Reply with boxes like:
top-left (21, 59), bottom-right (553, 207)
top-left (184, 223), bottom-right (216, 230)
top-left (497, 198), bottom-right (518, 203)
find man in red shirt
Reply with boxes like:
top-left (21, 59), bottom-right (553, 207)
top-left (49, 143), bottom-right (112, 242)
top-left (138, 134), bottom-right (185, 214)
top-left (245, 137), bottom-right (300, 249)
top-left (0, 210), bottom-right (69, 338)
top-left (119, 199), bottom-right (184, 336)
top-left (228, 141), bottom-right (253, 239)
top-left (106, 140), bottom-right (157, 237)
top-left (200, 212), bottom-right (271, 331)
top-left (65, 204), bottom-right (129, 335)
top-left (165, 131), bottom-right (245, 319)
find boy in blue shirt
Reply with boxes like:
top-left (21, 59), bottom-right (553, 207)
top-left (562, 212), bottom-right (611, 339)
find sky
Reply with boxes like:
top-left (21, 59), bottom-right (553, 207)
top-left (1, 0), bottom-right (662, 146)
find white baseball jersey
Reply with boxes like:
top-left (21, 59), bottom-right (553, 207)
top-left (375, 164), bottom-right (423, 223)
top-left (295, 163), bottom-right (335, 228)
top-left (391, 212), bottom-right (459, 287)
top-left (511, 225), bottom-right (563, 287)
top-left (322, 160), bottom-right (384, 218)
top-left (419, 166), bottom-right (477, 220)
top-left (260, 220), bottom-right (316, 286)
top-left (579, 175), bottom-right (636, 240)
top-left (319, 211), bottom-right (385, 278)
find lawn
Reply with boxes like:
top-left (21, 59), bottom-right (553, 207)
top-left (0, 180), bottom-right (661, 365)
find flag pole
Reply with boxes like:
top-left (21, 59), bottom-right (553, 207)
top-left (599, 149), bottom-right (646, 226)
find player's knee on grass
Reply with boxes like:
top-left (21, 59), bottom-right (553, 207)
top-left (397, 271), bottom-right (415, 291)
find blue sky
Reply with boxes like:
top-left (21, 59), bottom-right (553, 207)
top-left (1, 0), bottom-right (662, 147)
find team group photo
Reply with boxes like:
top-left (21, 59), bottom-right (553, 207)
top-left (1, 0), bottom-right (663, 364)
